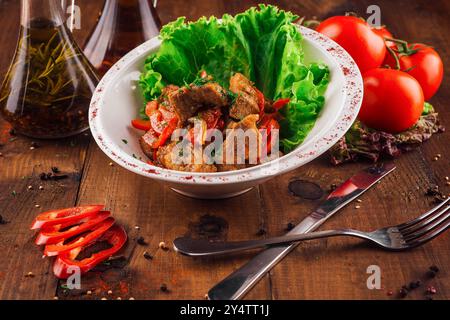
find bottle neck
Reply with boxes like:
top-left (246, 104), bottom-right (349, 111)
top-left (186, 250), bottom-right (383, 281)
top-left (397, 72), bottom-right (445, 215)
top-left (21, 0), bottom-right (66, 27)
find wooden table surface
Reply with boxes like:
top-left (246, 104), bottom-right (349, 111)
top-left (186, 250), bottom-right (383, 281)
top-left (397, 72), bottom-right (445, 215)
top-left (0, 0), bottom-right (449, 300)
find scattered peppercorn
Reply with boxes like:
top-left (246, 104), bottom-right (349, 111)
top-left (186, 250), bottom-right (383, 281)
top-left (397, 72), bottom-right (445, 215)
top-left (256, 228), bottom-right (267, 236)
top-left (39, 172), bottom-right (68, 181)
top-left (25, 272), bottom-right (35, 278)
top-left (429, 265), bottom-right (440, 273)
top-left (286, 222), bottom-right (295, 231)
top-left (9, 128), bottom-right (16, 136)
top-left (425, 185), bottom-right (440, 196)
top-left (159, 242), bottom-right (169, 250)
top-left (136, 236), bottom-right (148, 246)
top-left (107, 290), bottom-right (113, 295)
top-left (329, 184), bottom-right (337, 192)
top-left (51, 167), bottom-right (60, 174)
top-left (143, 251), bottom-right (153, 260)
top-left (0, 215), bottom-right (8, 225)
top-left (30, 142), bottom-right (39, 149)
top-left (129, 297), bottom-right (135, 300)
top-left (409, 280), bottom-right (421, 290)
top-left (160, 283), bottom-right (169, 292)
top-left (399, 286), bottom-right (409, 298)
top-left (426, 286), bottom-right (437, 295)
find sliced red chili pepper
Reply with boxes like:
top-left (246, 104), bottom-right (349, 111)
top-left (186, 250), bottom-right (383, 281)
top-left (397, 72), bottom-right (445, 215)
top-left (273, 98), bottom-right (290, 111)
top-left (43, 217), bottom-right (115, 257)
top-left (52, 225), bottom-right (127, 279)
top-left (152, 116), bottom-right (179, 148)
top-left (145, 100), bottom-right (159, 118)
top-left (131, 119), bottom-right (151, 131)
top-left (30, 205), bottom-right (104, 230)
top-left (35, 211), bottom-right (111, 245)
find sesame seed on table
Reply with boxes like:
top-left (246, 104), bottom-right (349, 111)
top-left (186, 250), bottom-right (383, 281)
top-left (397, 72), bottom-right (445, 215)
top-left (0, 0), bottom-right (449, 300)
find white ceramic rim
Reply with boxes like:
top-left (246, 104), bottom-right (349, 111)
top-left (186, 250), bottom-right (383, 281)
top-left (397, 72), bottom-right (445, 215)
top-left (89, 26), bottom-right (363, 186)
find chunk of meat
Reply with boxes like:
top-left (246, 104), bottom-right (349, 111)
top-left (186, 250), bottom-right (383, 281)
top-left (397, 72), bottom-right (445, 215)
top-left (158, 85), bottom-right (179, 111)
top-left (223, 114), bottom-right (261, 165)
top-left (157, 142), bottom-right (217, 172)
top-left (139, 130), bottom-right (159, 159)
top-left (229, 73), bottom-right (260, 120)
top-left (168, 83), bottom-right (229, 123)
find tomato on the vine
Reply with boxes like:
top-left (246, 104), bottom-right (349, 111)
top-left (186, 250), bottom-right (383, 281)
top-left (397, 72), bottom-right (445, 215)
top-left (316, 16), bottom-right (386, 73)
top-left (372, 26), bottom-right (395, 48)
top-left (359, 68), bottom-right (424, 133)
top-left (384, 42), bottom-right (444, 100)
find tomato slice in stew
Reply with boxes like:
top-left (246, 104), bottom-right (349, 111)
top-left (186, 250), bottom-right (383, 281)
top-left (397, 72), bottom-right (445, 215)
top-left (43, 217), bottom-right (115, 257)
top-left (53, 225), bottom-right (127, 279)
top-left (35, 211), bottom-right (111, 245)
top-left (30, 205), bottom-right (104, 230)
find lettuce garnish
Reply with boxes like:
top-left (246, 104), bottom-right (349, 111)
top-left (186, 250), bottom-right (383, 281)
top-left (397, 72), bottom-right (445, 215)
top-left (139, 4), bottom-right (329, 153)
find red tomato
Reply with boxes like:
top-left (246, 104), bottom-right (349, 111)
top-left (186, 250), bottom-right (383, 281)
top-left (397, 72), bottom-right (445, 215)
top-left (384, 43), bottom-right (444, 100)
top-left (359, 69), bottom-right (424, 133)
top-left (372, 26), bottom-right (395, 47)
top-left (317, 16), bottom-right (386, 73)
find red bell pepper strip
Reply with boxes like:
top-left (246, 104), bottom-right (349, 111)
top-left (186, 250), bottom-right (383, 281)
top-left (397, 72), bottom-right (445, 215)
top-left (259, 116), bottom-right (280, 155)
top-left (272, 98), bottom-right (290, 111)
top-left (30, 205), bottom-right (104, 230)
top-left (152, 116), bottom-right (179, 148)
top-left (35, 211), bottom-right (111, 245)
top-left (44, 217), bottom-right (115, 257)
top-left (52, 225), bottom-right (127, 279)
top-left (131, 119), bottom-right (151, 131)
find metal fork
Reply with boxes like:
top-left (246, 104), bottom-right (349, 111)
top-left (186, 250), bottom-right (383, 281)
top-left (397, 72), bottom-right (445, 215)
top-left (174, 198), bottom-right (450, 256)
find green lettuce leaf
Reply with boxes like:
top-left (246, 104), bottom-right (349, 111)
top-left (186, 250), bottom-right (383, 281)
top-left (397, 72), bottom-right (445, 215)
top-left (139, 4), bottom-right (329, 152)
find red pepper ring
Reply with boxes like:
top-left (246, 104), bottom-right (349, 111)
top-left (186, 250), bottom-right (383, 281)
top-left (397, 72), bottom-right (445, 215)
top-left (35, 211), bottom-right (111, 246)
top-left (52, 225), bottom-right (127, 279)
top-left (44, 217), bottom-right (115, 257)
top-left (30, 205), bottom-right (104, 230)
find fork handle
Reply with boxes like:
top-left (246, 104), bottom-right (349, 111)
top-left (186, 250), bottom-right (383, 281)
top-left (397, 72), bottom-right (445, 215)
top-left (173, 229), bottom-right (366, 257)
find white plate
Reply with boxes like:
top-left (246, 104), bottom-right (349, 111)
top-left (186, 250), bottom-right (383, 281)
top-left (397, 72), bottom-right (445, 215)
top-left (89, 26), bottom-right (363, 199)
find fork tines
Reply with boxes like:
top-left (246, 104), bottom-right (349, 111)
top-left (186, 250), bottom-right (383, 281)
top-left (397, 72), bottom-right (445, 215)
top-left (398, 198), bottom-right (450, 247)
